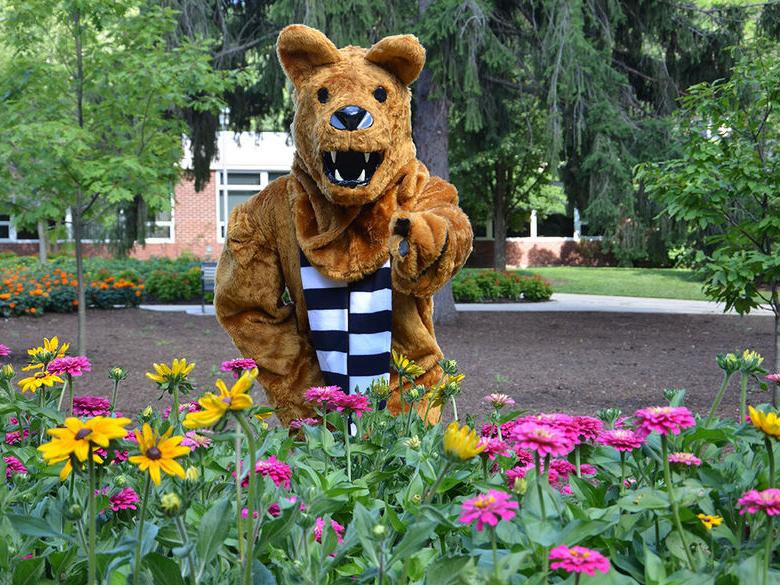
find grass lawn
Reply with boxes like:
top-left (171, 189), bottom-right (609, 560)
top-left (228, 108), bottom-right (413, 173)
top-left (512, 266), bottom-right (709, 300)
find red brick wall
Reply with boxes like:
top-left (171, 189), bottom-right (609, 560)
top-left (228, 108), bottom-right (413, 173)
top-left (467, 239), bottom-right (613, 268)
top-left (131, 172), bottom-right (223, 261)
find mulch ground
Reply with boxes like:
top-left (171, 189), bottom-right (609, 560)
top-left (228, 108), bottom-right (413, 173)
top-left (1, 308), bottom-right (774, 419)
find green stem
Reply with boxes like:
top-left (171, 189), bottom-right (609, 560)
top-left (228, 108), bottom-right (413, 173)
top-left (404, 398), bottom-right (415, 436)
top-left (424, 460), bottom-right (453, 503)
top-left (495, 412), bottom-right (503, 441)
top-left (171, 384), bottom-right (180, 429)
top-left (619, 452), bottom-right (626, 495)
top-left (133, 475), bottom-right (152, 585)
top-left (491, 527), bottom-right (499, 580)
top-left (235, 414), bottom-right (257, 585)
top-left (763, 516), bottom-right (773, 585)
top-left (67, 374), bottom-right (74, 416)
top-left (344, 421), bottom-right (353, 482)
top-left (766, 437), bottom-right (776, 490)
top-left (175, 515), bottom-right (198, 585)
top-left (87, 449), bottom-right (96, 585)
top-left (739, 373), bottom-right (749, 424)
top-left (706, 372), bottom-right (732, 425)
top-left (235, 428), bottom-right (244, 562)
top-left (110, 379), bottom-right (120, 412)
top-left (661, 434), bottom-right (695, 571)
top-left (535, 452), bottom-right (547, 520)
top-left (575, 445), bottom-right (582, 478)
top-left (450, 396), bottom-right (459, 422)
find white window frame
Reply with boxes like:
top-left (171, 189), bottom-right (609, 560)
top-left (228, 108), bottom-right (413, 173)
top-left (145, 197), bottom-right (176, 243)
top-left (0, 214), bottom-right (39, 243)
top-left (216, 169), bottom-right (287, 243)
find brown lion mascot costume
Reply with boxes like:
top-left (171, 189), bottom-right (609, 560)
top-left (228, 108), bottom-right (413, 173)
top-left (214, 24), bottom-right (473, 425)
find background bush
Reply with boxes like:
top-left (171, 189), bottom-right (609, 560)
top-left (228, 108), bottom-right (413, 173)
top-left (453, 270), bottom-right (553, 302)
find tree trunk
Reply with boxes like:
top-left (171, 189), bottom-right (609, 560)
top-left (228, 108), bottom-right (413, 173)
top-left (416, 0), bottom-right (457, 325)
top-left (36, 220), bottom-right (48, 264)
top-left (74, 8), bottom-right (87, 356)
top-left (493, 162), bottom-right (507, 272)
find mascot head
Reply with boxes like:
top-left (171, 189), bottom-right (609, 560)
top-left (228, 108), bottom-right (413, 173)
top-left (277, 25), bottom-right (425, 207)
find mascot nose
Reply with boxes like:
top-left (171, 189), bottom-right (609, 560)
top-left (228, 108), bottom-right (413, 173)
top-left (330, 105), bottom-right (373, 131)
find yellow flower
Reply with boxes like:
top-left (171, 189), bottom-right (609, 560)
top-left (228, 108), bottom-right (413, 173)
top-left (24, 336), bottom-right (69, 370)
top-left (697, 514), bottom-right (723, 530)
top-left (128, 423), bottom-right (189, 486)
top-left (185, 466), bottom-right (200, 482)
top-left (183, 369), bottom-right (257, 429)
top-left (38, 416), bottom-right (130, 480)
top-left (748, 406), bottom-right (780, 440)
top-left (443, 421), bottom-right (485, 461)
top-left (160, 492), bottom-right (182, 516)
top-left (392, 350), bottom-right (425, 377)
top-left (18, 370), bottom-right (64, 394)
top-left (145, 358), bottom-right (196, 384)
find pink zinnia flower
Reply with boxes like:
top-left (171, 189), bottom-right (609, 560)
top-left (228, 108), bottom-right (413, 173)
top-left (459, 489), bottom-right (519, 532)
top-left (304, 386), bottom-right (343, 407)
top-left (633, 406), bottom-right (695, 438)
top-left (737, 489), bottom-right (780, 516)
top-left (220, 358), bottom-right (258, 379)
top-left (72, 395), bottom-right (111, 417)
top-left (549, 545), bottom-right (611, 576)
top-left (483, 393), bottom-right (515, 409)
top-left (110, 449), bottom-right (129, 464)
top-left (667, 452), bottom-right (702, 466)
top-left (48, 356), bottom-right (91, 377)
top-left (110, 488), bottom-right (139, 512)
top-left (4, 456), bottom-right (27, 479)
top-left (549, 459), bottom-right (596, 479)
top-left (162, 401), bottom-right (201, 419)
top-left (289, 417), bottom-right (320, 430)
top-left (513, 447), bottom-right (534, 467)
top-left (767, 374), bottom-right (780, 384)
top-left (505, 466), bottom-right (527, 488)
top-left (181, 431), bottom-right (212, 451)
top-left (598, 429), bottom-right (644, 452)
top-left (572, 416), bottom-right (604, 442)
top-left (331, 393), bottom-right (372, 418)
top-left (478, 437), bottom-right (510, 460)
top-left (5, 429), bottom-right (28, 445)
top-left (253, 455), bottom-right (292, 489)
top-left (241, 508), bottom-right (260, 520)
top-left (314, 517), bottom-right (345, 543)
top-left (511, 422), bottom-right (575, 458)
top-left (0, 344), bottom-right (10, 357)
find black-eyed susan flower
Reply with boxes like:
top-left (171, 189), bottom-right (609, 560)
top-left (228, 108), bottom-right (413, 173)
top-left (697, 513), bottom-right (723, 530)
top-left (183, 369), bottom-right (257, 430)
top-left (443, 421), bottom-right (485, 461)
top-left (392, 350), bottom-right (425, 378)
top-left (145, 358), bottom-right (195, 387)
top-left (18, 370), bottom-right (64, 394)
top-left (24, 336), bottom-right (69, 371)
top-left (748, 406), bottom-right (780, 440)
top-left (128, 424), bottom-right (189, 486)
top-left (38, 416), bottom-right (131, 480)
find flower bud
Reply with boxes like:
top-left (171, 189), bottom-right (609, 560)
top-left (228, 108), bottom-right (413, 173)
top-left (65, 503), bottom-right (83, 520)
top-left (0, 364), bottom-right (14, 380)
top-left (410, 494), bottom-right (421, 504)
top-left (142, 405), bottom-right (153, 418)
top-left (404, 435), bottom-right (421, 450)
top-left (512, 477), bottom-right (527, 496)
top-left (185, 466), bottom-right (200, 482)
top-left (439, 359), bottom-right (458, 375)
top-left (160, 492), bottom-right (182, 516)
top-left (372, 524), bottom-right (386, 538)
top-left (114, 474), bottom-right (128, 487)
top-left (108, 366), bottom-right (127, 382)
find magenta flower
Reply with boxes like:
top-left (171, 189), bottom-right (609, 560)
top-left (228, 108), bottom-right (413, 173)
top-left (767, 374), bottom-right (780, 384)
top-left (459, 489), bottom-right (519, 532)
top-left (304, 385), bottom-right (343, 407)
top-left (110, 488), bottom-right (139, 512)
top-left (253, 455), bottom-right (292, 489)
top-left (110, 449), bottom-right (129, 464)
top-left (549, 545), bottom-right (611, 576)
top-left (511, 422), bottom-right (576, 458)
top-left (633, 406), bottom-right (695, 438)
top-left (5, 429), bottom-right (28, 445)
top-left (483, 393), bottom-right (515, 409)
top-left (3, 456), bottom-right (28, 479)
top-left (162, 401), bottom-right (201, 419)
top-left (241, 508), bottom-right (260, 520)
top-left (72, 395), bottom-right (112, 417)
top-left (289, 417), bottom-right (321, 430)
top-left (331, 393), bottom-right (372, 418)
top-left (667, 452), bottom-right (702, 466)
top-left (220, 358), bottom-right (258, 379)
top-left (48, 356), bottom-right (92, 377)
top-left (572, 416), bottom-right (604, 442)
top-left (478, 437), bottom-right (510, 460)
top-left (0, 344), bottom-right (10, 357)
top-left (181, 431), bottom-right (212, 452)
top-left (737, 489), bottom-right (780, 516)
top-left (505, 466), bottom-right (527, 488)
top-left (597, 429), bottom-right (645, 452)
top-left (513, 447), bottom-right (534, 467)
top-left (314, 517), bottom-right (345, 543)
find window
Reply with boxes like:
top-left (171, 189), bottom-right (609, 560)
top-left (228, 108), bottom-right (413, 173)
top-left (0, 215), bottom-right (10, 240)
top-left (217, 170), bottom-right (288, 241)
top-left (0, 214), bottom-right (38, 241)
top-left (146, 205), bottom-right (174, 242)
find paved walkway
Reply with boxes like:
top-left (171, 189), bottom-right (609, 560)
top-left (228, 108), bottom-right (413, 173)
top-left (140, 293), bottom-right (774, 316)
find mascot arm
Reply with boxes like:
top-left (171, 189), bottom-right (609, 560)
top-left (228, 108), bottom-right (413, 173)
top-left (389, 176), bottom-right (473, 297)
top-left (214, 196), bottom-right (322, 422)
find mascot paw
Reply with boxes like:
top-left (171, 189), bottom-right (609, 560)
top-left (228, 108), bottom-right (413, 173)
top-left (389, 211), bottom-right (448, 279)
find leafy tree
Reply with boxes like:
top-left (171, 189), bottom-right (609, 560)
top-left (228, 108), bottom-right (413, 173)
top-left (0, 0), bottom-right (231, 354)
top-left (637, 42), bottom-right (780, 402)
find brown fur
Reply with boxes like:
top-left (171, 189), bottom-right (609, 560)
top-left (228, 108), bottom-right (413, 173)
top-left (214, 25), bottom-right (473, 425)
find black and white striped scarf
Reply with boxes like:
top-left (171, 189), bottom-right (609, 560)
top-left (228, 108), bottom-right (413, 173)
top-left (300, 251), bottom-right (392, 396)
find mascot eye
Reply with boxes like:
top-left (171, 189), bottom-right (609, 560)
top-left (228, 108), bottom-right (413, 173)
top-left (317, 88), bottom-right (329, 104)
top-left (373, 86), bottom-right (387, 103)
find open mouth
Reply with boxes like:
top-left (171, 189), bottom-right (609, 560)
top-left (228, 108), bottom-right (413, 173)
top-left (321, 150), bottom-right (383, 188)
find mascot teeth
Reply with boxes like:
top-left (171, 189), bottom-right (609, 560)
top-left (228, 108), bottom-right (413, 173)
top-left (321, 150), bottom-right (384, 188)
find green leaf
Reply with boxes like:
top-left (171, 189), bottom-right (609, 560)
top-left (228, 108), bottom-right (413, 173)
top-left (643, 545), bottom-right (666, 585)
top-left (388, 519), bottom-right (437, 566)
top-left (426, 556), bottom-right (477, 585)
top-left (13, 557), bottom-right (44, 585)
top-left (144, 553), bottom-right (185, 585)
top-left (7, 514), bottom-right (73, 543)
top-left (251, 560), bottom-right (277, 585)
top-left (196, 498), bottom-right (230, 569)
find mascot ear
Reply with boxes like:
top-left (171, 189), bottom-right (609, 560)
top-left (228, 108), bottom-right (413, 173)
top-left (365, 34), bottom-right (426, 86)
top-left (277, 25), bottom-right (342, 87)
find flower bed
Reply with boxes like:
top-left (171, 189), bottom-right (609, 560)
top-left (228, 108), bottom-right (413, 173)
top-left (0, 340), bottom-right (778, 584)
top-left (453, 269), bottom-right (553, 302)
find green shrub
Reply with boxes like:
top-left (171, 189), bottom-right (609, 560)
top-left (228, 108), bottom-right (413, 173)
top-left (453, 270), bottom-right (553, 302)
top-left (144, 266), bottom-right (201, 302)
